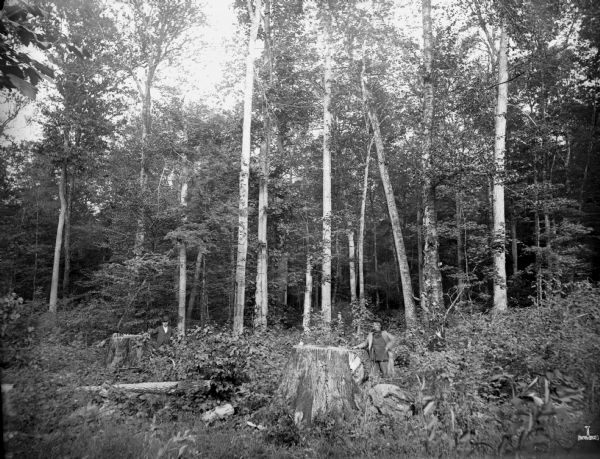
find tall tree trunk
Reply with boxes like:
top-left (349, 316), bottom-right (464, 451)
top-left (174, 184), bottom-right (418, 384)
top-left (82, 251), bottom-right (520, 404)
top-left (201, 255), bottom-right (208, 323)
top-left (357, 141), bottom-right (371, 310)
top-left (134, 73), bottom-right (154, 255)
top-left (233, 0), bottom-right (262, 335)
top-left (33, 187), bottom-right (40, 297)
top-left (187, 249), bottom-right (203, 324)
top-left (62, 172), bottom-right (74, 296)
top-left (370, 192), bottom-right (380, 308)
top-left (49, 162), bottom-right (67, 313)
top-left (332, 232), bottom-right (340, 304)
top-left (178, 166), bottom-right (189, 336)
top-left (420, 0), bottom-right (444, 319)
top-left (255, 0), bottom-right (271, 331)
top-left (254, 136), bottom-right (269, 329)
top-left (491, 23), bottom-right (508, 313)
top-left (348, 230), bottom-right (356, 305)
top-left (361, 68), bottom-right (416, 329)
top-left (321, 10), bottom-right (333, 325)
top-left (303, 255), bottom-right (313, 331)
top-left (417, 205), bottom-right (424, 300)
top-left (277, 252), bottom-right (288, 306)
top-left (456, 191), bottom-right (465, 303)
top-left (511, 213), bottom-right (518, 276)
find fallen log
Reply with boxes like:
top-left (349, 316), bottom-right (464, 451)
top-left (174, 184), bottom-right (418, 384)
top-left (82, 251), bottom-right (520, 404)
top-left (105, 333), bottom-right (146, 370)
top-left (278, 345), bottom-right (360, 426)
top-left (79, 380), bottom-right (211, 395)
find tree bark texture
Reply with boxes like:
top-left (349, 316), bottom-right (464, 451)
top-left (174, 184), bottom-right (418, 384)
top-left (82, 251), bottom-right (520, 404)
top-left (456, 192), bottom-right (466, 303)
top-left (303, 255), bottom-right (313, 331)
top-left (49, 162), bottom-right (67, 313)
top-left (254, 133), bottom-right (269, 329)
top-left (321, 10), bottom-right (333, 324)
top-left (105, 333), bottom-right (146, 370)
top-left (348, 230), bottom-right (356, 305)
top-left (187, 249), bottom-right (203, 323)
top-left (357, 141), bottom-right (371, 310)
top-left (492, 24), bottom-right (508, 313)
top-left (62, 172), bottom-right (74, 295)
top-left (255, 0), bottom-right (271, 330)
top-left (278, 345), bottom-right (360, 426)
top-left (80, 380), bottom-right (211, 395)
top-left (420, 0), bottom-right (444, 318)
top-left (511, 213), bottom-right (518, 276)
top-left (277, 251), bottom-right (288, 305)
top-left (233, 0), bottom-right (262, 335)
top-left (361, 70), bottom-right (416, 329)
top-left (178, 166), bottom-right (189, 335)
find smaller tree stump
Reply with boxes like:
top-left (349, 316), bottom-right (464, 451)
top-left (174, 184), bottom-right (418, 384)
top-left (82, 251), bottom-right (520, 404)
top-left (278, 345), bottom-right (360, 426)
top-left (105, 333), bottom-right (146, 369)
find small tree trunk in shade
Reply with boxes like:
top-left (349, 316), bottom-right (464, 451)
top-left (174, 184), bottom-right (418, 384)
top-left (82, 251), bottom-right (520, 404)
top-left (178, 242), bottom-right (187, 335)
top-left (33, 189), bottom-right (40, 296)
top-left (511, 214), bottom-right (518, 276)
top-left (49, 161), bottom-right (67, 313)
top-left (303, 255), bottom-right (313, 331)
top-left (491, 23), bottom-right (508, 313)
top-left (178, 166), bottom-right (189, 336)
top-left (321, 9), bottom-right (333, 325)
top-left (456, 192), bottom-right (465, 303)
top-left (201, 256), bottom-right (208, 323)
top-left (420, 0), bottom-right (444, 319)
top-left (187, 249), bottom-right (203, 324)
top-left (361, 67), bottom-right (416, 329)
top-left (348, 230), bottom-right (356, 305)
top-left (62, 172), bottom-right (74, 296)
top-left (371, 194), bottom-right (380, 308)
top-left (233, 0), bottom-right (262, 335)
top-left (254, 137), bottom-right (269, 330)
top-left (277, 251), bottom-right (288, 305)
top-left (417, 205), bottom-right (423, 301)
top-left (357, 141), bottom-right (371, 310)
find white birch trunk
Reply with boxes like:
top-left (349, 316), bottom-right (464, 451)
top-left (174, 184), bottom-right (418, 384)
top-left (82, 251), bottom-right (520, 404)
top-left (178, 167), bottom-right (189, 335)
top-left (303, 255), bottom-right (313, 331)
top-left (361, 69), bottom-right (416, 329)
top-left (492, 24), bottom-right (508, 313)
top-left (233, 0), bottom-right (262, 335)
top-left (321, 15), bottom-right (333, 324)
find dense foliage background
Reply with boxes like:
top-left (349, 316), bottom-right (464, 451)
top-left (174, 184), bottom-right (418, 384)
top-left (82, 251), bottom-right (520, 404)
top-left (1, 0), bottom-right (599, 457)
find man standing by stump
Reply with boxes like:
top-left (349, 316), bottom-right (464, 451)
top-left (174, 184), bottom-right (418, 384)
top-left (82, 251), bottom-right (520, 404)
top-left (353, 321), bottom-right (395, 378)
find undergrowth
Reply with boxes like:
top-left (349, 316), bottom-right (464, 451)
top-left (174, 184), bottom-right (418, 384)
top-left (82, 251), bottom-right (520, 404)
top-left (2, 282), bottom-right (599, 458)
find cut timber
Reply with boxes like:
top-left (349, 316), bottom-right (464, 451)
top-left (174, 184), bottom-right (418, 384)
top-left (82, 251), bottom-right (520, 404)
top-left (278, 345), bottom-right (360, 426)
top-left (105, 333), bottom-right (146, 369)
top-left (79, 380), bottom-right (211, 395)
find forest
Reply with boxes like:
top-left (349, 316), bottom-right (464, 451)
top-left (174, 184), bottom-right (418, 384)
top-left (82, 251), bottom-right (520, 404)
top-left (1, 0), bottom-right (599, 457)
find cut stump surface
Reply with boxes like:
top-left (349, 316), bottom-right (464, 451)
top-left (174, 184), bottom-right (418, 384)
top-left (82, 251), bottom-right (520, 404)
top-left (278, 345), bottom-right (360, 425)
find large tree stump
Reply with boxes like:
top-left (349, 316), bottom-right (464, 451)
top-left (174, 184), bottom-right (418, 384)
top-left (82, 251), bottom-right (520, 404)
top-left (278, 345), bottom-right (360, 426)
top-left (105, 333), bottom-right (146, 369)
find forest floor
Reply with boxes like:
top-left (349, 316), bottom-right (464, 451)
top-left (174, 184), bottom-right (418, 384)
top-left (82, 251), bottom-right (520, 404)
top-left (2, 286), bottom-right (600, 458)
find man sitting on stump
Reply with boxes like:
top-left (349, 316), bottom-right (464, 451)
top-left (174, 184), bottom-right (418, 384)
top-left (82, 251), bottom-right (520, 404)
top-left (353, 321), bottom-right (396, 378)
top-left (149, 315), bottom-right (173, 348)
